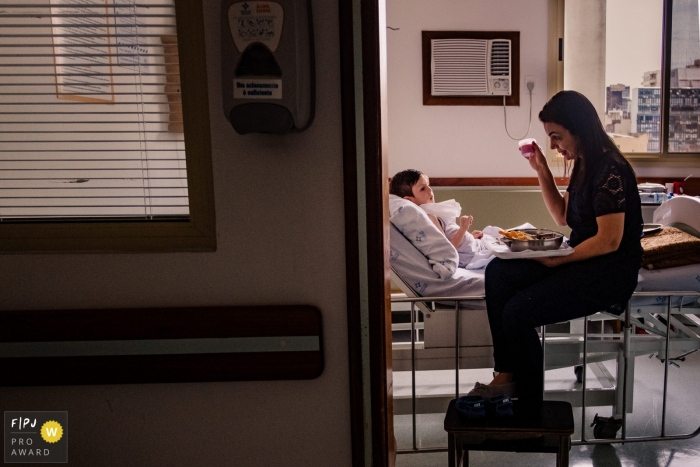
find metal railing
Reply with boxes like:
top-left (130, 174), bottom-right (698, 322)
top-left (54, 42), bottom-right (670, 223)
top-left (574, 291), bottom-right (700, 446)
top-left (392, 291), bottom-right (700, 453)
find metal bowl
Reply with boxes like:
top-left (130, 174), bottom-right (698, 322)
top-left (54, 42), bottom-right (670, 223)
top-left (500, 229), bottom-right (564, 252)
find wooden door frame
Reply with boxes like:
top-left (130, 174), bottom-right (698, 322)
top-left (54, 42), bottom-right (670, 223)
top-left (339, 0), bottom-right (393, 466)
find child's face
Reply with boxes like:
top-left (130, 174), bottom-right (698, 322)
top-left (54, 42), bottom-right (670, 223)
top-left (406, 174), bottom-right (434, 205)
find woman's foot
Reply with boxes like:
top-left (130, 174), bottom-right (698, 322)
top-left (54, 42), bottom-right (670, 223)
top-left (466, 381), bottom-right (517, 398)
top-left (490, 372), bottom-right (514, 385)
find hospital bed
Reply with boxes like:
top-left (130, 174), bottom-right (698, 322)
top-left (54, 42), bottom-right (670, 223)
top-left (390, 195), bottom-right (700, 448)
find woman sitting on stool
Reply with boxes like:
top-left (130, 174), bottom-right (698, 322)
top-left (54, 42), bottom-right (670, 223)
top-left (468, 91), bottom-right (643, 405)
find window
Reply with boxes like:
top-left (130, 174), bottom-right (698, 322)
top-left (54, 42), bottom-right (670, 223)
top-left (556, 0), bottom-right (700, 160)
top-left (0, 0), bottom-right (215, 252)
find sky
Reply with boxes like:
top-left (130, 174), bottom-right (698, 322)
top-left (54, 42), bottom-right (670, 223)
top-left (605, 0), bottom-right (665, 88)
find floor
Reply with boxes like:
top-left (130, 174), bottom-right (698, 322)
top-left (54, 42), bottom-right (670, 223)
top-left (394, 350), bottom-right (700, 466)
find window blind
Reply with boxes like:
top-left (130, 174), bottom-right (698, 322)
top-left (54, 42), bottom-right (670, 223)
top-left (0, 0), bottom-right (189, 222)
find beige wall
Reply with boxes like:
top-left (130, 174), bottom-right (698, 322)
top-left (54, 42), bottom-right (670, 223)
top-left (386, 0), bottom-right (553, 178)
top-left (434, 188), bottom-right (571, 236)
top-left (386, 0), bottom-right (700, 181)
top-left (0, 2), bottom-right (352, 466)
top-left (564, 0), bottom-right (607, 122)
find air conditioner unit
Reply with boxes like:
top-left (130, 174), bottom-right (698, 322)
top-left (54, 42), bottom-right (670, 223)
top-left (431, 38), bottom-right (511, 96)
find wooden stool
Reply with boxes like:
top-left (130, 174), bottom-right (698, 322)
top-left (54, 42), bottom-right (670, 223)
top-left (444, 400), bottom-right (574, 467)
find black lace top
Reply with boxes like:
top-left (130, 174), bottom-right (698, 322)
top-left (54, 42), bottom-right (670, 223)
top-left (566, 153), bottom-right (643, 268)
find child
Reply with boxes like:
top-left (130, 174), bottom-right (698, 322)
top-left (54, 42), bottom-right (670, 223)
top-left (390, 169), bottom-right (491, 269)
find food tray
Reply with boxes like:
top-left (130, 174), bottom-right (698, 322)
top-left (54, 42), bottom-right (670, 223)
top-left (483, 234), bottom-right (574, 259)
top-left (500, 229), bottom-right (564, 252)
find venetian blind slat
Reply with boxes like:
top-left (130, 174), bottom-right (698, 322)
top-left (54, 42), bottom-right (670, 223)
top-left (0, 0), bottom-right (187, 221)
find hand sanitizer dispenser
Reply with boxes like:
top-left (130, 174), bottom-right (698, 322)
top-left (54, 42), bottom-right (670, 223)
top-left (221, 0), bottom-right (315, 134)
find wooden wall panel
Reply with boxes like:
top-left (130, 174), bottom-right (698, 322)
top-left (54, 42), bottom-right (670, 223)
top-left (0, 306), bottom-right (323, 386)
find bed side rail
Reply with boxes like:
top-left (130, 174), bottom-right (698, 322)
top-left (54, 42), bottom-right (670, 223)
top-left (391, 291), bottom-right (700, 449)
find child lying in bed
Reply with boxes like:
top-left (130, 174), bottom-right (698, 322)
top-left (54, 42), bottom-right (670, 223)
top-left (390, 169), bottom-right (492, 269)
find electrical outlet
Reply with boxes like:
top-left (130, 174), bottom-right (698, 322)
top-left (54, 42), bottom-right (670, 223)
top-left (525, 75), bottom-right (536, 92)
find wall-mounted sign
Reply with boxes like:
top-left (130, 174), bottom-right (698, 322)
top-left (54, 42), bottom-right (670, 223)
top-left (50, 0), bottom-right (115, 103)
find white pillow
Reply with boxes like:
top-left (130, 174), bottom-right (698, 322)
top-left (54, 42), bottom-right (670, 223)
top-left (389, 195), bottom-right (458, 279)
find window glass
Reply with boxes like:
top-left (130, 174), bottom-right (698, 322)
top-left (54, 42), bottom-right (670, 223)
top-left (0, 0), bottom-right (188, 221)
top-left (669, 0), bottom-right (700, 152)
top-left (605, 0), bottom-right (664, 153)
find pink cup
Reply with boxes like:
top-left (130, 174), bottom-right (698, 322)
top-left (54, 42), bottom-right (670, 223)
top-left (518, 138), bottom-right (537, 158)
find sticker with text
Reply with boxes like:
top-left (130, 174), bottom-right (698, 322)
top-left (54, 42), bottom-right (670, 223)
top-left (234, 79), bottom-right (283, 99)
top-left (4, 412), bottom-right (67, 463)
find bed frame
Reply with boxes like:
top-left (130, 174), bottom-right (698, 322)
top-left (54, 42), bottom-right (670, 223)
top-left (391, 288), bottom-right (700, 451)
top-left (391, 196), bottom-right (700, 451)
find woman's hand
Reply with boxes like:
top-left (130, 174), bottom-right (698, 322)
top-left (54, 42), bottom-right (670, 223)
top-left (532, 255), bottom-right (566, 267)
top-left (528, 142), bottom-right (548, 173)
top-left (534, 213), bottom-right (625, 267)
top-left (531, 141), bottom-right (568, 226)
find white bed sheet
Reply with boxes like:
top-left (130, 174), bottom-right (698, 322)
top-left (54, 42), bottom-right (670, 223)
top-left (392, 222), bottom-right (700, 311)
top-left (632, 263), bottom-right (700, 307)
top-left (390, 224), bottom-right (486, 308)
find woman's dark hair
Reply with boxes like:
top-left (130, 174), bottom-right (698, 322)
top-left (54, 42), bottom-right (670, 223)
top-left (538, 90), bottom-right (634, 188)
top-left (389, 169), bottom-right (423, 198)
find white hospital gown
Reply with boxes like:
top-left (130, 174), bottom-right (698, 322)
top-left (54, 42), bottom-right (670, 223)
top-left (438, 218), bottom-right (494, 269)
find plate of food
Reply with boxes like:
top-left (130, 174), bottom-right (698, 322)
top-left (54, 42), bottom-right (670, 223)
top-left (483, 229), bottom-right (573, 259)
top-left (498, 229), bottom-right (565, 252)
top-left (642, 223), bottom-right (663, 235)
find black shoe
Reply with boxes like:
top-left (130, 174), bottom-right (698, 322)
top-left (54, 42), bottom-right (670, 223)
top-left (455, 395), bottom-right (486, 419)
top-left (486, 395), bottom-right (514, 417)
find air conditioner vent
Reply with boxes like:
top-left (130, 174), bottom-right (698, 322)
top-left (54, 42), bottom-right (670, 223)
top-left (431, 39), bottom-right (488, 95)
top-left (490, 40), bottom-right (510, 76)
top-left (430, 38), bottom-right (512, 96)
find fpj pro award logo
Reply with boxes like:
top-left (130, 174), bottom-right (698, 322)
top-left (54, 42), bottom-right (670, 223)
top-left (4, 412), bottom-right (68, 463)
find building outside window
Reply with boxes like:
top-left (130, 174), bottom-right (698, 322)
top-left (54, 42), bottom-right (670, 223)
top-left (566, 0), bottom-right (700, 158)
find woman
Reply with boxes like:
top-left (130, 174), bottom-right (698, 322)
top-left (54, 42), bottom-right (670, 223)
top-left (469, 91), bottom-right (643, 405)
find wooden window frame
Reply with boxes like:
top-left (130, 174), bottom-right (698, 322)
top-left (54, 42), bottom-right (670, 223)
top-left (422, 30), bottom-right (520, 107)
top-left (0, 0), bottom-right (216, 253)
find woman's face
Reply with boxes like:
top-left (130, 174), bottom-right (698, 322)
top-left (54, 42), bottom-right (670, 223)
top-left (544, 122), bottom-right (580, 161)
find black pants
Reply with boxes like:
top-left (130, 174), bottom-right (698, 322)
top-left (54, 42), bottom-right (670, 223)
top-left (485, 256), bottom-right (638, 404)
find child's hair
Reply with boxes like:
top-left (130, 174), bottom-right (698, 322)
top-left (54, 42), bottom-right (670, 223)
top-left (389, 169), bottom-right (423, 198)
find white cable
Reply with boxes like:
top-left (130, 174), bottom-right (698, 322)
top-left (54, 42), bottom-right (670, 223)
top-left (503, 89), bottom-right (533, 140)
